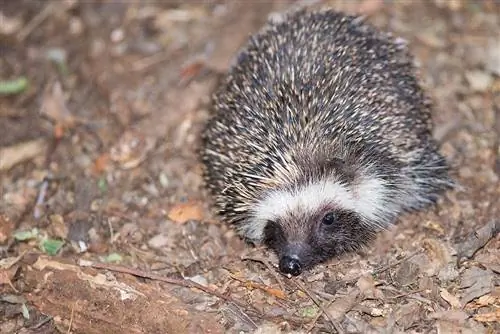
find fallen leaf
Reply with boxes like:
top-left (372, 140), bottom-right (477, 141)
top-left (421, 238), bottom-right (452, 275)
top-left (0, 76), bottom-right (29, 95)
top-left (430, 310), bottom-right (469, 323)
top-left (473, 309), bottom-right (500, 322)
top-left (40, 81), bottom-right (76, 132)
top-left (356, 274), bottom-right (384, 300)
top-left (229, 273), bottom-right (286, 300)
top-left (0, 265), bottom-right (19, 291)
top-left (465, 70), bottom-right (493, 92)
top-left (48, 214), bottom-right (69, 240)
top-left (300, 305), bottom-right (319, 318)
top-left (40, 239), bottom-right (65, 256)
top-left (168, 201), bottom-right (204, 224)
top-left (326, 288), bottom-right (359, 321)
top-left (460, 267), bottom-right (494, 305)
top-left (13, 228), bottom-right (39, 241)
top-left (476, 294), bottom-right (498, 307)
top-left (0, 138), bottom-right (48, 171)
top-left (456, 220), bottom-right (500, 263)
top-left (92, 153), bottom-right (110, 175)
top-left (104, 253), bottom-right (123, 263)
top-left (179, 60), bottom-right (207, 84)
top-left (109, 130), bottom-right (155, 169)
top-left (440, 288), bottom-right (462, 308)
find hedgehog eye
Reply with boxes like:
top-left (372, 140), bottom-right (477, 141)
top-left (321, 212), bottom-right (337, 225)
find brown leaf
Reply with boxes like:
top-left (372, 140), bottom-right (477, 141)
top-left (0, 138), bottom-right (48, 171)
top-left (356, 274), bottom-right (384, 300)
top-left (229, 273), bottom-right (286, 300)
top-left (421, 238), bottom-right (452, 275)
top-left (92, 153), bottom-right (110, 175)
top-left (456, 219), bottom-right (500, 263)
top-left (168, 201), bottom-right (204, 224)
top-left (430, 310), bottom-right (469, 323)
top-left (326, 288), bottom-right (359, 321)
top-left (440, 288), bottom-right (462, 308)
top-left (0, 265), bottom-right (19, 291)
top-left (473, 309), bottom-right (500, 322)
top-left (109, 130), bottom-right (155, 170)
top-left (40, 81), bottom-right (76, 130)
top-left (460, 267), bottom-right (494, 305)
top-left (48, 214), bottom-right (69, 240)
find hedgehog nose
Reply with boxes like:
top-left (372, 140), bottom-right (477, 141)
top-left (279, 256), bottom-right (302, 276)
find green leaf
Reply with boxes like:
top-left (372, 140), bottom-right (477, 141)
top-left (0, 77), bottom-right (29, 95)
top-left (40, 239), bottom-right (65, 256)
top-left (13, 228), bottom-right (39, 241)
top-left (98, 177), bottom-right (108, 193)
top-left (104, 253), bottom-right (123, 263)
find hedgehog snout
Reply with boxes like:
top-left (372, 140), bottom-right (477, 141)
top-left (279, 255), bottom-right (302, 276)
top-left (278, 242), bottom-right (311, 276)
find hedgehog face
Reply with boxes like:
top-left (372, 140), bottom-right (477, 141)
top-left (248, 175), bottom-right (391, 276)
top-left (262, 206), bottom-right (372, 276)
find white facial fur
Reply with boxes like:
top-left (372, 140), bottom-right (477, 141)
top-left (239, 176), bottom-right (396, 242)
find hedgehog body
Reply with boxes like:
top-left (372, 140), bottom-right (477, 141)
top-left (201, 9), bottom-right (452, 276)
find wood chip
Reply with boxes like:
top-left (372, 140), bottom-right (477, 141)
top-left (0, 138), bottom-right (47, 171)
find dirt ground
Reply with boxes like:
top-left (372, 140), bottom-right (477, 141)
top-left (1, 1), bottom-right (499, 333)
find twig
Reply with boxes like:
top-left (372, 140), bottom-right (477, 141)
top-left (371, 250), bottom-right (421, 276)
top-left (89, 261), bottom-right (263, 317)
top-left (34, 177), bottom-right (50, 219)
top-left (17, 3), bottom-right (54, 41)
top-left (29, 316), bottom-right (53, 330)
top-left (242, 256), bottom-right (287, 291)
top-left (295, 280), bottom-right (345, 334)
top-left (307, 297), bottom-right (336, 333)
top-left (67, 301), bottom-right (77, 334)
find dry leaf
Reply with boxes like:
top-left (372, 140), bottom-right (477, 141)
top-left (229, 273), bottom-right (286, 300)
top-left (109, 130), bottom-right (155, 169)
top-left (460, 267), bottom-right (493, 305)
top-left (456, 220), bottom-right (500, 262)
top-left (473, 309), bottom-right (500, 322)
top-left (48, 214), bottom-right (69, 240)
top-left (440, 288), bottom-right (462, 308)
top-left (0, 138), bottom-right (47, 171)
top-left (356, 274), bottom-right (384, 300)
top-left (92, 153), bottom-right (110, 175)
top-left (40, 81), bottom-right (76, 131)
top-left (0, 265), bottom-right (19, 291)
top-left (430, 309), bottom-right (469, 323)
top-left (168, 201), bottom-right (204, 224)
top-left (326, 288), bottom-right (359, 321)
top-left (421, 238), bottom-right (452, 275)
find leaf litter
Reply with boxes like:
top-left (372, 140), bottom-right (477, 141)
top-left (1, 1), bottom-right (500, 333)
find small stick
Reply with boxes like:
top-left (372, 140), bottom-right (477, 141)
top-left (89, 261), bottom-right (263, 317)
top-left (18, 3), bottom-right (54, 41)
top-left (242, 256), bottom-right (287, 291)
top-left (295, 280), bottom-right (345, 334)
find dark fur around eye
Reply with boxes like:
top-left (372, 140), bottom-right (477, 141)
top-left (263, 220), bottom-right (286, 249)
top-left (321, 212), bottom-right (337, 225)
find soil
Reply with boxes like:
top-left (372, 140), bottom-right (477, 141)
top-left (1, 1), bottom-right (499, 333)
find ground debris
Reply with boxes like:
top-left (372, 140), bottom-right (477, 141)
top-left (21, 256), bottom-right (224, 334)
top-left (456, 219), bottom-right (500, 264)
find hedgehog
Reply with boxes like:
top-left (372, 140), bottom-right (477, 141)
top-left (200, 8), bottom-right (453, 276)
